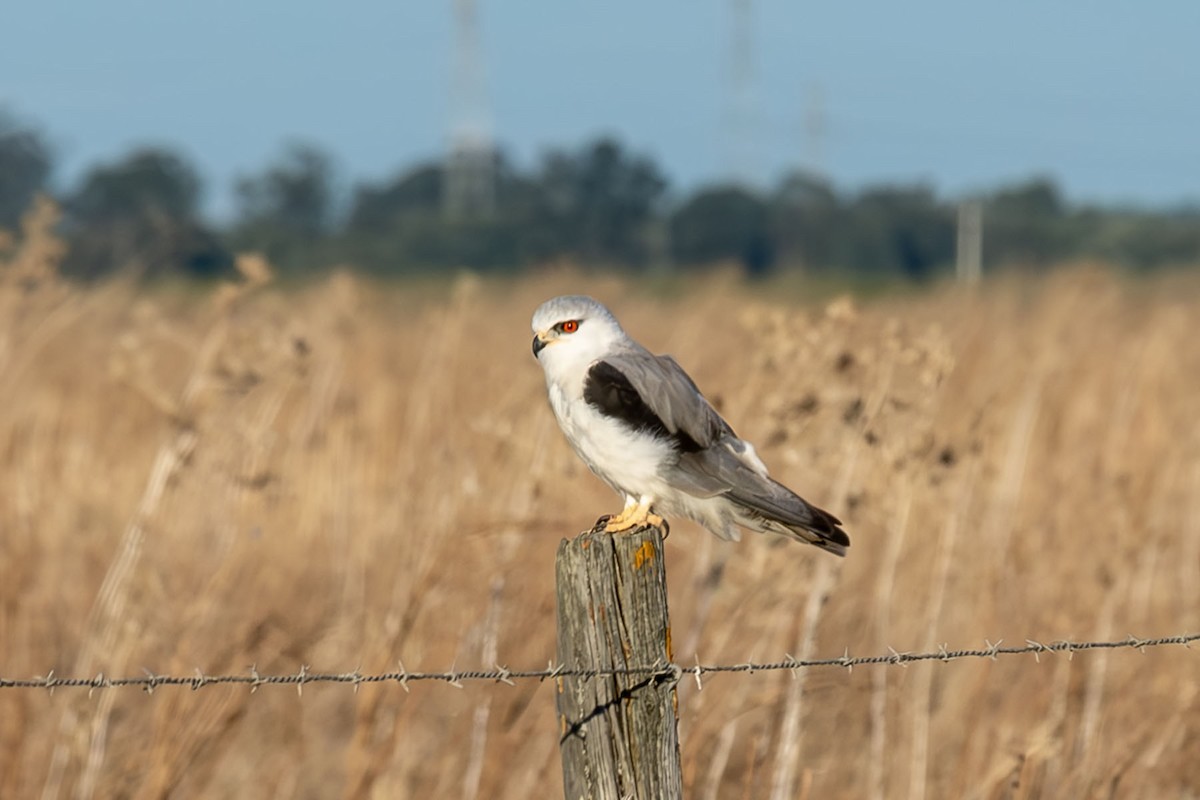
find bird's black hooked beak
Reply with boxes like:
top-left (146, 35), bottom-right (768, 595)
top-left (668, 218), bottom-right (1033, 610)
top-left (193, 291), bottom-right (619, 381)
top-left (532, 334), bottom-right (547, 358)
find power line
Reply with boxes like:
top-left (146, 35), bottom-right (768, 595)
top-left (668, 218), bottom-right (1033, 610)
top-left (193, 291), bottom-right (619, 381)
top-left (3, 632), bottom-right (1194, 695)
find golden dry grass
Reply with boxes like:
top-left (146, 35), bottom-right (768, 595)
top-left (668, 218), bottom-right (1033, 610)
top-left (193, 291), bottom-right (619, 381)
top-left (2, 204), bottom-right (1199, 798)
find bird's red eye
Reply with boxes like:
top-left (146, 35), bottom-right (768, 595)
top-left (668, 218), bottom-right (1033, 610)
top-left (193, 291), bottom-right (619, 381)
top-left (561, 320), bottom-right (579, 333)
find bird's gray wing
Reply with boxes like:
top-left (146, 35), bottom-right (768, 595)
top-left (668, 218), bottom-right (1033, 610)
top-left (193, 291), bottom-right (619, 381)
top-left (593, 351), bottom-right (849, 554)
top-left (593, 350), bottom-right (732, 448)
top-left (591, 351), bottom-right (766, 495)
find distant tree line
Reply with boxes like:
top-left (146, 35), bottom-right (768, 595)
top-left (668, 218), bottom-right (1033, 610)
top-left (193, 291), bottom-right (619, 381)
top-left (2, 107), bottom-right (1198, 281)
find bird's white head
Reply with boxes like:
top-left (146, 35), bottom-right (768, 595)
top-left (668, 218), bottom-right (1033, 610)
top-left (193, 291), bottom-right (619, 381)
top-left (531, 295), bottom-right (627, 383)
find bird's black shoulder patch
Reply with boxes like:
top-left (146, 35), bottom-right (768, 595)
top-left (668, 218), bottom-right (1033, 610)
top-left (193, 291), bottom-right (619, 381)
top-left (583, 361), bottom-right (702, 452)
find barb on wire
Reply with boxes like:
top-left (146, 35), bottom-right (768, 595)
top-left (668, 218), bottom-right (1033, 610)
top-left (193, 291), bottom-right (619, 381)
top-left (2, 632), bottom-right (1195, 694)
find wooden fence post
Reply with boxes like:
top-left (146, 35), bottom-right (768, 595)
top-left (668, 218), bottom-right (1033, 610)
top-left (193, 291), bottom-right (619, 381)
top-left (554, 525), bottom-right (683, 800)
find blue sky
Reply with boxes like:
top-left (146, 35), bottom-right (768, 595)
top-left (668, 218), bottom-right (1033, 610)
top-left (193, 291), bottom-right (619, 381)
top-left (3, 1), bottom-right (1198, 217)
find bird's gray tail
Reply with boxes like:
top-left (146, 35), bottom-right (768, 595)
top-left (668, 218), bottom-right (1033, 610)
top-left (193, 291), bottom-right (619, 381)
top-left (731, 478), bottom-right (850, 557)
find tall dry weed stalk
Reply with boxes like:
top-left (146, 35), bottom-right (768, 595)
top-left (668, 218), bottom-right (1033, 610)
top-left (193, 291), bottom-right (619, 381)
top-left (42, 253), bottom-right (276, 800)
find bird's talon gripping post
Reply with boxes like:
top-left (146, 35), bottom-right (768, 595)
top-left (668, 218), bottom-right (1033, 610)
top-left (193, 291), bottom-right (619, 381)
top-left (603, 515), bottom-right (638, 534)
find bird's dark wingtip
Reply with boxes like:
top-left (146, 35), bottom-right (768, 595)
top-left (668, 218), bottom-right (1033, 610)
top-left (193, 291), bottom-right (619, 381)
top-left (809, 504), bottom-right (850, 551)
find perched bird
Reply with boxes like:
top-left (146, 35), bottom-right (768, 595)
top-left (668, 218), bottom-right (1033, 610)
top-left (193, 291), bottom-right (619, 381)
top-left (531, 295), bottom-right (849, 556)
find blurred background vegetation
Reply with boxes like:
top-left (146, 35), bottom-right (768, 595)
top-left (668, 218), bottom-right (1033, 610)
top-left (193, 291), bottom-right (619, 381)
top-left (2, 105), bottom-right (1198, 283)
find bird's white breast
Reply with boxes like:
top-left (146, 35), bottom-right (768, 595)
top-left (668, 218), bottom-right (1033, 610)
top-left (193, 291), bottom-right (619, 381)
top-left (547, 379), bottom-right (672, 500)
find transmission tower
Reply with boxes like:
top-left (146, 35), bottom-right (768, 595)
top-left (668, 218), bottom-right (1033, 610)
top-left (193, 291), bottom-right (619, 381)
top-left (802, 82), bottom-right (827, 178)
top-left (725, 0), bottom-right (759, 187)
top-left (444, 0), bottom-right (495, 220)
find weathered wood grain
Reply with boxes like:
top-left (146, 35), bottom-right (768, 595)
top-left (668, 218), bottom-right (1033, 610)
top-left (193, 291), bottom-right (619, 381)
top-left (555, 525), bottom-right (682, 800)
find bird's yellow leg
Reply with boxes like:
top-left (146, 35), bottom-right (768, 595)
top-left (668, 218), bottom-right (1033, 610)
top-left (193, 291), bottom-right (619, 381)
top-left (605, 496), bottom-right (664, 533)
top-left (597, 496), bottom-right (639, 532)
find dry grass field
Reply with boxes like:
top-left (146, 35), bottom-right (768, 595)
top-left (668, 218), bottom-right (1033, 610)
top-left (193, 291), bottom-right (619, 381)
top-left (2, 201), bottom-right (1199, 798)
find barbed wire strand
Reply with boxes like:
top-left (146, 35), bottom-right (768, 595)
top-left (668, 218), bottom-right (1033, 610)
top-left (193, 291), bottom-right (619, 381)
top-left (2, 633), bottom-right (1194, 695)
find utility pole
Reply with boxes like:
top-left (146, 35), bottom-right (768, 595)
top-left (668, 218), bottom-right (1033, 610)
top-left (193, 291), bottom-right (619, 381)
top-left (956, 199), bottom-right (983, 285)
